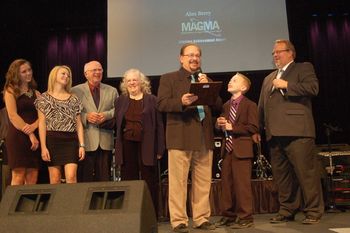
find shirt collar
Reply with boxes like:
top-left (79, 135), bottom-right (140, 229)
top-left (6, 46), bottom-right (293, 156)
top-left (231, 94), bottom-right (244, 106)
top-left (88, 82), bottom-right (100, 92)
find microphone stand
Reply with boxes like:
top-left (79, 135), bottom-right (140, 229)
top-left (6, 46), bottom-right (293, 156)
top-left (325, 126), bottom-right (340, 213)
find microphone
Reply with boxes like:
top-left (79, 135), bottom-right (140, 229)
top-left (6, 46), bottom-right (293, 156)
top-left (279, 88), bottom-right (285, 96)
top-left (223, 129), bottom-right (229, 140)
top-left (192, 68), bottom-right (203, 82)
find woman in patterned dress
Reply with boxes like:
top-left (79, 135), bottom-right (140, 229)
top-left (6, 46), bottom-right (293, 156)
top-left (35, 65), bottom-right (85, 184)
top-left (3, 59), bottom-right (40, 185)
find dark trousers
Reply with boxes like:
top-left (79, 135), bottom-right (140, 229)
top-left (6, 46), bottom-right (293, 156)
top-left (121, 139), bottom-right (158, 213)
top-left (77, 147), bottom-right (112, 182)
top-left (269, 136), bottom-right (324, 218)
top-left (220, 152), bottom-right (253, 220)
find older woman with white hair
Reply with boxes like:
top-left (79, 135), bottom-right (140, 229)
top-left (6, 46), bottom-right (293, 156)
top-left (114, 68), bottom-right (165, 212)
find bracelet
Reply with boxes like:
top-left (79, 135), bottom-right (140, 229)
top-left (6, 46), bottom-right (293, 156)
top-left (79, 143), bottom-right (85, 148)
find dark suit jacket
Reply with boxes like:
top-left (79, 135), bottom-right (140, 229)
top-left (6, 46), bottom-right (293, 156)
top-left (114, 94), bottom-right (165, 166)
top-left (258, 62), bottom-right (319, 140)
top-left (220, 96), bottom-right (258, 159)
top-left (157, 67), bottom-right (222, 151)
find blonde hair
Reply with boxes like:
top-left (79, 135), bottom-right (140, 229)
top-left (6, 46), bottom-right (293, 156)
top-left (236, 72), bottom-right (251, 94)
top-left (47, 65), bottom-right (72, 93)
top-left (120, 68), bottom-right (151, 95)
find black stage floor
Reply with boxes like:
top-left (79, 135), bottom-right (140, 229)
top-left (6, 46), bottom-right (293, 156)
top-left (157, 212), bottom-right (350, 233)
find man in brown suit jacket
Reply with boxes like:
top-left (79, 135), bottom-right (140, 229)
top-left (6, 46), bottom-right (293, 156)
top-left (215, 73), bottom-right (258, 229)
top-left (157, 43), bottom-right (222, 233)
top-left (258, 39), bottom-right (324, 224)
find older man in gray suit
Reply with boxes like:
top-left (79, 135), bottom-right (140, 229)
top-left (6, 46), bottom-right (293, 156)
top-left (71, 61), bottom-right (118, 182)
top-left (258, 39), bottom-right (324, 225)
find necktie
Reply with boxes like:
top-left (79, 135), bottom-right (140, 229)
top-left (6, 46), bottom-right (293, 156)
top-left (225, 102), bottom-right (237, 153)
top-left (92, 87), bottom-right (100, 108)
top-left (271, 69), bottom-right (284, 92)
top-left (191, 75), bottom-right (205, 121)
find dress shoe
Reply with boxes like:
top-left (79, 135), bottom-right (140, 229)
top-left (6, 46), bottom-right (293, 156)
top-left (230, 219), bottom-right (254, 229)
top-left (270, 214), bottom-right (295, 223)
top-left (173, 223), bottom-right (189, 233)
top-left (214, 217), bottom-right (236, 227)
top-left (302, 216), bottom-right (320, 224)
top-left (195, 221), bottom-right (216, 230)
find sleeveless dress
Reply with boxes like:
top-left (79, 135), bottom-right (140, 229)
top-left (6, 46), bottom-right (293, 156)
top-left (6, 91), bottom-right (40, 169)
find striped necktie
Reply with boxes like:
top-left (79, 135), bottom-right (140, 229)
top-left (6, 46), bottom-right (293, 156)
top-left (225, 102), bottom-right (237, 152)
top-left (191, 75), bottom-right (205, 121)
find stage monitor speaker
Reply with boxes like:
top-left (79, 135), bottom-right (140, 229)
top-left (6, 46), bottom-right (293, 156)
top-left (212, 137), bottom-right (223, 179)
top-left (0, 180), bottom-right (157, 233)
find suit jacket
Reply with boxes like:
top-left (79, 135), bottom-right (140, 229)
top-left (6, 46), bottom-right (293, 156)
top-left (220, 96), bottom-right (258, 159)
top-left (71, 82), bottom-right (118, 151)
top-left (114, 94), bottom-right (165, 166)
top-left (258, 62), bottom-right (319, 140)
top-left (157, 67), bottom-right (222, 151)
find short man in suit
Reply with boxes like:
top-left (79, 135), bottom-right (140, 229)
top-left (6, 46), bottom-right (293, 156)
top-left (258, 39), bottom-right (324, 224)
top-left (157, 43), bottom-right (222, 232)
top-left (215, 73), bottom-right (258, 229)
top-left (71, 61), bottom-right (118, 182)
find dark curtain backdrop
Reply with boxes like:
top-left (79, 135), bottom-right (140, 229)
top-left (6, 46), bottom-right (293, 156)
top-left (39, 30), bottom-right (106, 90)
top-left (309, 16), bottom-right (350, 144)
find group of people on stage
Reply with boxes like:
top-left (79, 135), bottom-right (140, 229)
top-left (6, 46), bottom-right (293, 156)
top-left (2, 39), bottom-right (324, 232)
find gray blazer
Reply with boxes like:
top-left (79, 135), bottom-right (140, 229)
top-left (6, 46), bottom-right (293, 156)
top-left (71, 82), bottom-right (118, 151)
top-left (258, 62), bottom-right (319, 140)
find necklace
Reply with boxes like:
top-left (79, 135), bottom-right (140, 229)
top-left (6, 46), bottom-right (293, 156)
top-left (23, 89), bottom-right (33, 98)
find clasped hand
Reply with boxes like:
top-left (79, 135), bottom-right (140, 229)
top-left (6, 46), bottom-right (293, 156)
top-left (217, 116), bottom-right (233, 131)
top-left (87, 112), bottom-right (106, 124)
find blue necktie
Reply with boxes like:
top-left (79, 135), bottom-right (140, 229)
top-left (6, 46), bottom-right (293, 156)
top-left (191, 75), bottom-right (205, 121)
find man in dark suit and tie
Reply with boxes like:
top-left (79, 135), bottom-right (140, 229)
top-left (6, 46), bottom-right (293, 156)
top-left (258, 39), bottom-right (324, 224)
top-left (215, 73), bottom-right (258, 229)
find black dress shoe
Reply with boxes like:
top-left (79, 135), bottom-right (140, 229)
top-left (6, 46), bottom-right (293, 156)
top-left (270, 214), bottom-right (295, 223)
top-left (173, 223), bottom-right (189, 233)
top-left (230, 219), bottom-right (254, 229)
top-left (215, 217), bottom-right (236, 227)
top-left (195, 221), bottom-right (216, 230)
top-left (302, 216), bottom-right (320, 224)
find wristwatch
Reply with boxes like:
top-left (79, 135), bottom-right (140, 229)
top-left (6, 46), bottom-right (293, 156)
top-left (79, 143), bottom-right (85, 148)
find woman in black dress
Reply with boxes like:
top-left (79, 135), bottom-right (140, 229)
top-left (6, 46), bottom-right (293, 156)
top-left (115, 68), bottom-right (165, 210)
top-left (3, 59), bottom-right (40, 185)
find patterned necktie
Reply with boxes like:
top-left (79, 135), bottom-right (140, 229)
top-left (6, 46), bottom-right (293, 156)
top-left (191, 75), bottom-right (205, 121)
top-left (225, 102), bottom-right (237, 153)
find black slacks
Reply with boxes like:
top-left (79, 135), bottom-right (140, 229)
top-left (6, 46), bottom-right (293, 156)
top-left (269, 136), bottom-right (324, 218)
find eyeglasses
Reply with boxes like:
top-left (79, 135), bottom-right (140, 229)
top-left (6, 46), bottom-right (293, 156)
top-left (272, 49), bottom-right (289, 56)
top-left (183, 54), bottom-right (201, 59)
top-left (87, 68), bottom-right (103, 73)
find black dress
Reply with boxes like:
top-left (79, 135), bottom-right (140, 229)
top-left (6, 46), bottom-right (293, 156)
top-left (6, 92), bottom-right (40, 169)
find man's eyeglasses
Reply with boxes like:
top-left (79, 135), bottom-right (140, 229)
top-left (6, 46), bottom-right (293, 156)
top-left (183, 54), bottom-right (201, 59)
top-left (272, 49), bottom-right (289, 56)
top-left (87, 68), bottom-right (103, 73)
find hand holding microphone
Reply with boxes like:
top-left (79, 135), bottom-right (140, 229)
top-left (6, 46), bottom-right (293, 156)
top-left (193, 68), bottom-right (209, 83)
top-left (272, 78), bottom-right (288, 96)
top-left (217, 117), bottom-right (233, 138)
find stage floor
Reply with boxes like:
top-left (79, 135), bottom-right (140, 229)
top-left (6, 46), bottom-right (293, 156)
top-left (157, 212), bottom-right (350, 233)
